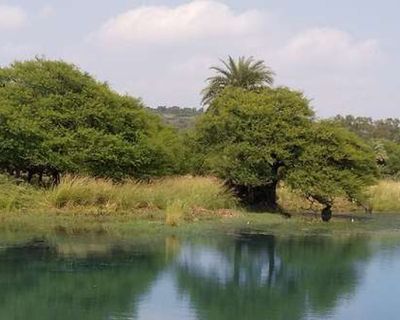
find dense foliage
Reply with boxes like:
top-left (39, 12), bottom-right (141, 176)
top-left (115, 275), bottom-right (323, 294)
top-left (0, 58), bottom-right (184, 181)
top-left (192, 87), bottom-right (377, 216)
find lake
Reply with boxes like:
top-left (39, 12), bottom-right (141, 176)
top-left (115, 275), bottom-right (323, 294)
top-left (0, 233), bottom-right (399, 320)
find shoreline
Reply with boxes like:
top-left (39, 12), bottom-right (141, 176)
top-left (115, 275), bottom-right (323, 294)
top-left (1, 210), bottom-right (400, 243)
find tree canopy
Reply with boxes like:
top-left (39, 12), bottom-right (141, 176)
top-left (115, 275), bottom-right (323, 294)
top-left (192, 87), bottom-right (377, 218)
top-left (0, 58), bottom-right (184, 181)
top-left (285, 122), bottom-right (377, 208)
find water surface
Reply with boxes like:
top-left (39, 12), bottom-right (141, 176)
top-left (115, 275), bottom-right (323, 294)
top-left (0, 234), bottom-right (399, 319)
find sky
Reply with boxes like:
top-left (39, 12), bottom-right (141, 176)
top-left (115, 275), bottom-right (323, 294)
top-left (0, 0), bottom-right (399, 118)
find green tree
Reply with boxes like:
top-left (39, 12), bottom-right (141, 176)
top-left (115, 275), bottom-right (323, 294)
top-left (0, 58), bottom-right (183, 181)
top-left (286, 122), bottom-right (377, 219)
top-left (201, 56), bottom-right (275, 106)
top-left (193, 87), bottom-right (377, 219)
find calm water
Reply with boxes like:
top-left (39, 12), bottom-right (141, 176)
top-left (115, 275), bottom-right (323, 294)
top-left (0, 234), bottom-right (400, 320)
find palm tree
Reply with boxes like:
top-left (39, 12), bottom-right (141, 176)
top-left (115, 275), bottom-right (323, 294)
top-left (201, 56), bottom-right (275, 105)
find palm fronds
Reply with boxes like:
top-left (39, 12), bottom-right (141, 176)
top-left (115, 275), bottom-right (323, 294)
top-left (201, 56), bottom-right (275, 105)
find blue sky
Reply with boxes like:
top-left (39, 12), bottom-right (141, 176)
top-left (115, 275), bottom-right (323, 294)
top-left (1, 0), bottom-right (399, 118)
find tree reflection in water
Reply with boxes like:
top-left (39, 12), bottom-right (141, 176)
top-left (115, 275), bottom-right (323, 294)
top-left (174, 234), bottom-right (371, 320)
top-left (0, 235), bottom-right (372, 320)
top-left (0, 239), bottom-right (165, 320)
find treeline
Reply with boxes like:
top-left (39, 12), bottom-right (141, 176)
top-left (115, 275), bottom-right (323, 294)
top-left (333, 115), bottom-right (400, 178)
top-left (148, 106), bottom-right (203, 130)
top-left (333, 115), bottom-right (400, 142)
top-left (0, 56), bottom-right (397, 220)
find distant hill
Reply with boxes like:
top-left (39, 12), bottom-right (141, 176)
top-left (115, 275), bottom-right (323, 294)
top-left (147, 106), bottom-right (203, 130)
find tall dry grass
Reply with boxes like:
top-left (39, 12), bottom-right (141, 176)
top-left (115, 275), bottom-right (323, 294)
top-left (165, 200), bottom-right (186, 226)
top-left (1, 174), bottom-right (400, 220)
top-left (45, 175), bottom-right (237, 217)
top-left (278, 180), bottom-right (400, 214)
top-left (367, 180), bottom-right (400, 212)
top-left (0, 175), bottom-right (42, 211)
top-left (277, 185), bottom-right (360, 214)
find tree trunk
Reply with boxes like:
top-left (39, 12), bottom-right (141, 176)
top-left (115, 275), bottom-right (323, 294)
top-left (250, 182), bottom-right (279, 211)
top-left (266, 236), bottom-right (276, 287)
top-left (27, 170), bottom-right (33, 183)
top-left (38, 171), bottom-right (43, 185)
top-left (228, 159), bottom-right (283, 211)
top-left (233, 180), bottom-right (279, 211)
top-left (52, 170), bottom-right (60, 185)
top-left (321, 205), bottom-right (332, 222)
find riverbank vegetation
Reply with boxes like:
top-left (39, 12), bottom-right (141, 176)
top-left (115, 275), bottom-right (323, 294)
top-left (1, 173), bottom-right (400, 235)
top-left (0, 175), bottom-right (235, 217)
top-left (1, 56), bottom-right (400, 226)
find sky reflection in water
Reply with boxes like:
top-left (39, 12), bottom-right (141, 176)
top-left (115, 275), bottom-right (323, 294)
top-left (0, 234), bottom-right (399, 320)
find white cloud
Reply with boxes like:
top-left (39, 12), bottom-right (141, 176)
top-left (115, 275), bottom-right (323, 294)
top-left (39, 5), bottom-right (55, 18)
top-left (95, 0), bottom-right (264, 45)
top-left (278, 28), bottom-right (381, 70)
top-left (0, 5), bottom-right (27, 30)
top-left (77, 1), bottom-right (389, 117)
top-left (269, 28), bottom-right (384, 116)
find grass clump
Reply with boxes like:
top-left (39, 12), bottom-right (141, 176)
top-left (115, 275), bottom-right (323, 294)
top-left (165, 200), bottom-right (186, 226)
top-left (368, 180), bottom-right (400, 212)
top-left (0, 175), bottom-right (41, 211)
top-left (45, 175), bottom-right (236, 216)
top-left (48, 176), bottom-right (116, 209)
top-left (135, 176), bottom-right (236, 211)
